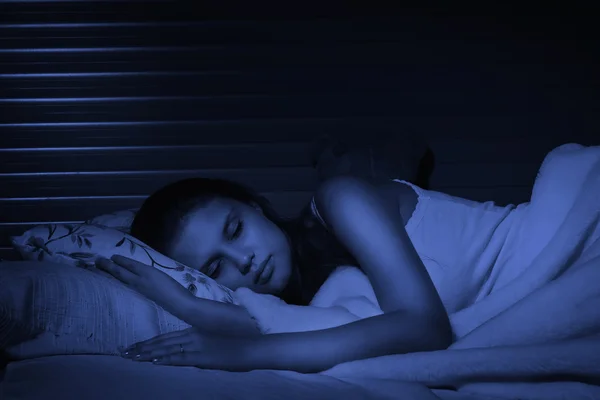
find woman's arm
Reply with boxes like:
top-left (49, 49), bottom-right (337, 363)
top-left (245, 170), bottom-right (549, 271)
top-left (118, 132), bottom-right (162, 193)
top-left (127, 304), bottom-right (449, 373)
top-left (250, 308), bottom-right (449, 373)
top-left (179, 296), bottom-right (261, 337)
top-left (245, 176), bottom-right (451, 372)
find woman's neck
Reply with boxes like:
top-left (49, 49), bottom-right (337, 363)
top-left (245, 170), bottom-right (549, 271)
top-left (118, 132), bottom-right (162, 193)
top-left (277, 220), bottom-right (309, 305)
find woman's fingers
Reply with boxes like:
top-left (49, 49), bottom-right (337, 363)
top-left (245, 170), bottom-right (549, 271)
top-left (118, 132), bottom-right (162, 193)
top-left (96, 255), bottom-right (164, 288)
top-left (96, 257), bottom-right (138, 284)
top-left (123, 332), bottom-right (251, 371)
top-left (126, 335), bottom-right (192, 358)
top-left (122, 328), bottom-right (196, 356)
top-left (135, 328), bottom-right (195, 347)
top-left (110, 255), bottom-right (148, 275)
top-left (152, 352), bottom-right (202, 367)
top-left (152, 352), bottom-right (245, 371)
top-left (133, 343), bottom-right (194, 362)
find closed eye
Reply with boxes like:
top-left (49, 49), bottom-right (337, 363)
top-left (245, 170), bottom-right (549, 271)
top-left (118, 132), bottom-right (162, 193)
top-left (232, 220), bottom-right (243, 239)
top-left (225, 216), bottom-right (244, 240)
top-left (206, 259), bottom-right (222, 278)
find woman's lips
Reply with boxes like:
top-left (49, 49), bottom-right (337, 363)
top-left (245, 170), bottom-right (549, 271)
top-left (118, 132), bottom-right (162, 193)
top-left (254, 256), bottom-right (273, 285)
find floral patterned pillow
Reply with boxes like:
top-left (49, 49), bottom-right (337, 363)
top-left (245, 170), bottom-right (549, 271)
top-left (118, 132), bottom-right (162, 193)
top-left (10, 222), bottom-right (235, 304)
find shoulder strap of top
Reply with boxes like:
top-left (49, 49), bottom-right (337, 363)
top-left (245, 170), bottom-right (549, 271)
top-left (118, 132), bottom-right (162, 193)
top-left (309, 196), bottom-right (328, 229)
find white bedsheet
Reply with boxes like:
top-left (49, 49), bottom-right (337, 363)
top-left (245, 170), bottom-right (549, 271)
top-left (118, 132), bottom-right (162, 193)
top-left (0, 354), bottom-right (441, 400)
top-left (3, 352), bottom-right (598, 400)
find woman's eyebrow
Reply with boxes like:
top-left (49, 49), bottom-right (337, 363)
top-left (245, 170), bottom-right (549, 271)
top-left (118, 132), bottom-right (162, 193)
top-left (222, 210), bottom-right (234, 237)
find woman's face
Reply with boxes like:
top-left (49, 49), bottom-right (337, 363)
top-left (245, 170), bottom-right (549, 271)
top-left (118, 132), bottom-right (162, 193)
top-left (166, 197), bottom-right (293, 295)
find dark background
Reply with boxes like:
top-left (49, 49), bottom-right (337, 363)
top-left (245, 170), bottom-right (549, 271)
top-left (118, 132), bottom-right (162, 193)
top-left (1, 1), bottom-right (598, 260)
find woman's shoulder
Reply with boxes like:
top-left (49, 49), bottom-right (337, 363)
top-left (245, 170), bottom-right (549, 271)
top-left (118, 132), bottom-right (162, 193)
top-left (375, 180), bottom-right (418, 226)
top-left (313, 177), bottom-right (418, 227)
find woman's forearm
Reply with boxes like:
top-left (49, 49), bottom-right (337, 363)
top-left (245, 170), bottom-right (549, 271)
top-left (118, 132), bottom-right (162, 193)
top-left (249, 310), bottom-right (452, 373)
top-left (178, 296), bottom-right (261, 337)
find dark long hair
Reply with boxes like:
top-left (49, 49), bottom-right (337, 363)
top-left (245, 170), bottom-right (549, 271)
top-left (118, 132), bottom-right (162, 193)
top-left (131, 178), bottom-right (354, 305)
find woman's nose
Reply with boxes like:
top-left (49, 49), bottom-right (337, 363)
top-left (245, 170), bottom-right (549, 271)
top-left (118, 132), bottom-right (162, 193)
top-left (226, 248), bottom-right (255, 274)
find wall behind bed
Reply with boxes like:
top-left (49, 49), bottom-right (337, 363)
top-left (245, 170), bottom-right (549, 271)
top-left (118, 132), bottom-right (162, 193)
top-left (1, 2), bottom-right (598, 261)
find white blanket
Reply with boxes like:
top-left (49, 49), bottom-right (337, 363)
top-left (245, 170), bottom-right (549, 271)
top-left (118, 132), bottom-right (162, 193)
top-left (233, 143), bottom-right (600, 399)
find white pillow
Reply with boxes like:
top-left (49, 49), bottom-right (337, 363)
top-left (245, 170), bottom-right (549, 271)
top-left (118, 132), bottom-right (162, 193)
top-left (1, 261), bottom-right (190, 360)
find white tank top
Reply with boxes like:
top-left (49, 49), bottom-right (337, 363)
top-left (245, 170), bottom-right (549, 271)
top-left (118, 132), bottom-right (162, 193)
top-left (310, 180), bottom-right (519, 314)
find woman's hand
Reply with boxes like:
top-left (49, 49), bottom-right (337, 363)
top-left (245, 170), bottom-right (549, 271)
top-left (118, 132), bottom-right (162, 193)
top-left (97, 255), bottom-right (263, 337)
top-left (96, 255), bottom-right (194, 313)
top-left (121, 328), bottom-right (262, 372)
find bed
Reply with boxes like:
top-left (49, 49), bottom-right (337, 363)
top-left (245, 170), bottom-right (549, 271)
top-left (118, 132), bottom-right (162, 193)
top-left (2, 143), bottom-right (600, 400)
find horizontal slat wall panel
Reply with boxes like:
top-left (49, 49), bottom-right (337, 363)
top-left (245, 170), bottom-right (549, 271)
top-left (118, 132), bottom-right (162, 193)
top-left (1, 42), bottom-right (542, 73)
top-left (0, 20), bottom-right (458, 47)
top-left (2, 164), bottom-right (538, 199)
top-left (1, 143), bottom-right (312, 173)
top-left (431, 163), bottom-right (539, 189)
top-left (0, 118), bottom-right (399, 148)
top-left (1, 168), bottom-right (318, 198)
top-left (4, 136), bottom-right (592, 176)
top-left (1, 94), bottom-right (553, 124)
top-left (428, 137), bottom-right (595, 164)
top-left (0, 18), bottom-right (498, 45)
top-left (0, 67), bottom-right (540, 99)
top-left (2, 116), bottom-right (596, 149)
top-left (1, 3), bottom-right (598, 261)
top-left (0, 192), bottom-right (314, 224)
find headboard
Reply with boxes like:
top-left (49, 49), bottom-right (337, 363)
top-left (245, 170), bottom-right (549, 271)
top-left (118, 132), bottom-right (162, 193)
top-left (1, 2), bottom-right (598, 261)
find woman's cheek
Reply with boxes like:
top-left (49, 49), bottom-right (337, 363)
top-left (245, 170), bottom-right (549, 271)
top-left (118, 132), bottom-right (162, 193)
top-left (274, 260), bottom-right (292, 291)
top-left (218, 267), bottom-right (245, 291)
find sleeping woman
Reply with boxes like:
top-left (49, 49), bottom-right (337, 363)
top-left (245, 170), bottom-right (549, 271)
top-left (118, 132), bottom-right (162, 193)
top-left (97, 176), bottom-right (511, 372)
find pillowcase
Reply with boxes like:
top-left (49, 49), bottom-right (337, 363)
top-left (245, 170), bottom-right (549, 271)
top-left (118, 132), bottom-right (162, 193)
top-left (10, 222), bottom-right (234, 304)
top-left (0, 261), bottom-right (191, 359)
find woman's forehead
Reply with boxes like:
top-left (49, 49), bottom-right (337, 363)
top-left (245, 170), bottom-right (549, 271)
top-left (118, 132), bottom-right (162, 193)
top-left (169, 201), bottom-right (229, 263)
top-left (183, 200), bottom-right (231, 232)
